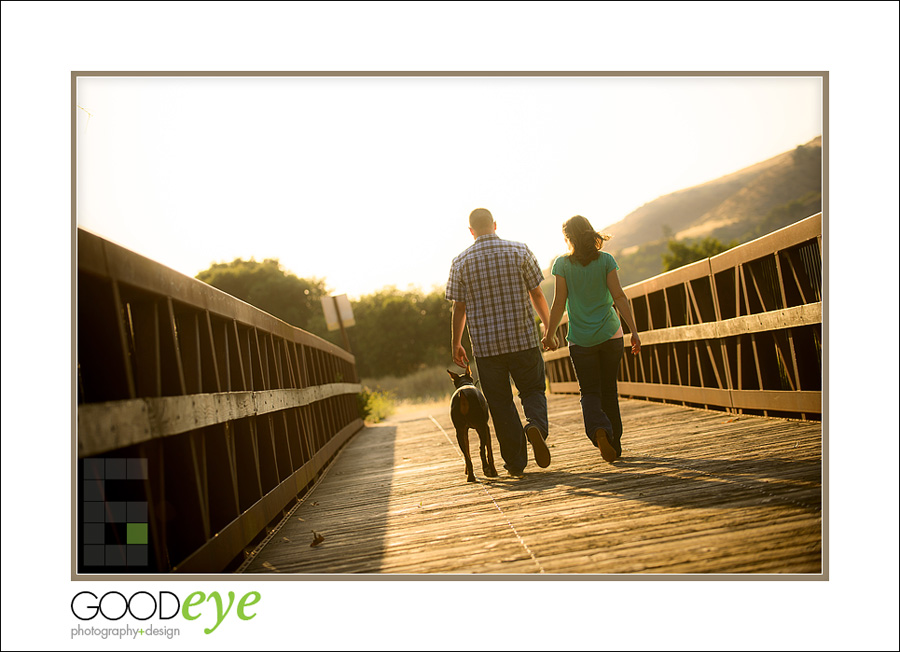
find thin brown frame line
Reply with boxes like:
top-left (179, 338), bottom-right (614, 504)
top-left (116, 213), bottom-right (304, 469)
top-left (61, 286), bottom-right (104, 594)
top-left (72, 70), bottom-right (829, 77)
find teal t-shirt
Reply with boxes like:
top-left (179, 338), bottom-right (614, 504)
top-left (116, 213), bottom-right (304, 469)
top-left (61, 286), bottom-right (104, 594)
top-left (551, 252), bottom-right (621, 347)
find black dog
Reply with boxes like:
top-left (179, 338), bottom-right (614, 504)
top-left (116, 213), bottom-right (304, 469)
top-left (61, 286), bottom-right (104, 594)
top-left (448, 364), bottom-right (498, 483)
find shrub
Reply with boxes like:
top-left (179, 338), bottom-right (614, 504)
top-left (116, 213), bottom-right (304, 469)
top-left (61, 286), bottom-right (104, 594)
top-left (357, 388), bottom-right (396, 423)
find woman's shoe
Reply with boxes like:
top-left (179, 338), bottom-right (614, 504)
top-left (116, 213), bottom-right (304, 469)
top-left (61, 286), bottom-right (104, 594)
top-left (595, 428), bottom-right (617, 464)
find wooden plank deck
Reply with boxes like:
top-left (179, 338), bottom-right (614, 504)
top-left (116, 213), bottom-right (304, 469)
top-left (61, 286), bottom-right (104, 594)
top-left (241, 394), bottom-right (822, 575)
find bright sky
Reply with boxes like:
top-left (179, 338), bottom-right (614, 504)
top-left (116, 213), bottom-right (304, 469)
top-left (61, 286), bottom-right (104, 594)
top-left (76, 74), bottom-right (822, 298)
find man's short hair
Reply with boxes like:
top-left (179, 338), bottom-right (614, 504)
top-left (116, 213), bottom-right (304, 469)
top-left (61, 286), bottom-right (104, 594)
top-left (469, 208), bottom-right (494, 231)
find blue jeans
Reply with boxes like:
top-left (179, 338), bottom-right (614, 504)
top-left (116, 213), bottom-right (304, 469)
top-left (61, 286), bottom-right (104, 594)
top-left (568, 338), bottom-right (625, 447)
top-left (475, 346), bottom-right (548, 472)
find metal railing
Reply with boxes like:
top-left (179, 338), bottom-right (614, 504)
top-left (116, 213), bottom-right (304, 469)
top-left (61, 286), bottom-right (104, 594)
top-left (544, 213), bottom-right (822, 420)
top-left (77, 228), bottom-right (363, 572)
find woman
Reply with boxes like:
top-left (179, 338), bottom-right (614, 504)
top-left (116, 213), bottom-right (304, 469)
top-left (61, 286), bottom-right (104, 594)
top-left (542, 215), bottom-right (641, 463)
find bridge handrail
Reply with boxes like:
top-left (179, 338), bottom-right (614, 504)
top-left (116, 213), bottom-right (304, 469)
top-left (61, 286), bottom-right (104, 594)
top-left (77, 228), bottom-right (364, 572)
top-left (543, 213), bottom-right (822, 419)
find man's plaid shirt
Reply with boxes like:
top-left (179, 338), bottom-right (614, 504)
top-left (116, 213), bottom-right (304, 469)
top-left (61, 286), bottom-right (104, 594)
top-left (446, 233), bottom-right (545, 358)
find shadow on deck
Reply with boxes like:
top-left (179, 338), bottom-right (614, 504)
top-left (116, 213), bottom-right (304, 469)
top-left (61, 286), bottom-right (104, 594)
top-left (241, 394), bottom-right (822, 576)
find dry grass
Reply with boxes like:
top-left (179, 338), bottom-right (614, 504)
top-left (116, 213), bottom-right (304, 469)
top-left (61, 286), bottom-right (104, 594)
top-left (360, 365), bottom-right (454, 404)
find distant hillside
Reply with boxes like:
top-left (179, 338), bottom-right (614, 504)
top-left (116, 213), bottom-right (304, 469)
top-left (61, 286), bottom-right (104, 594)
top-left (603, 136), bottom-right (822, 285)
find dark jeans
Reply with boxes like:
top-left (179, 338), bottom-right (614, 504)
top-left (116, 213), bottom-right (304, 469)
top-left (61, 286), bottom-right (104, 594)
top-left (475, 346), bottom-right (548, 472)
top-left (568, 338), bottom-right (625, 447)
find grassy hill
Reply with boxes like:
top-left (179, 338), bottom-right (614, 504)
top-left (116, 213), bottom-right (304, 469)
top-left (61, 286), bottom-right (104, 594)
top-left (602, 137), bottom-right (822, 286)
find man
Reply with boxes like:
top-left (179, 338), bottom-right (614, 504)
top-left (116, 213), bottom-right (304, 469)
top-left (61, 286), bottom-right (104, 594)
top-left (446, 208), bottom-right (552, 477)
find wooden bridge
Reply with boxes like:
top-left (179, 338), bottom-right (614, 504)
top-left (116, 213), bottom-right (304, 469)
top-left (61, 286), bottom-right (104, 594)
top-left (238, 395), bottom-right (821, 575)
top-left (76, 214), bottom-right (823, 576)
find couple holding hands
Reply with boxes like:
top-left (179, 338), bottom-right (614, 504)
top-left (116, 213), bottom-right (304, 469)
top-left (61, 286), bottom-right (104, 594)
top-left (446, 208), bottom-right (640, 476)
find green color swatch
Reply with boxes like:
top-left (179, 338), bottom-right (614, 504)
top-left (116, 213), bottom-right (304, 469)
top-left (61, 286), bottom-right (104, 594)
top-left (127, 523), bottom-right (148, 545)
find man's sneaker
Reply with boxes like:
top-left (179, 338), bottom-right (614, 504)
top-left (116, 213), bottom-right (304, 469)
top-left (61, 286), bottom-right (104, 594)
top-left (595, 428), bottom-right (617, 464)
top-left (503, 464), bottom-right (525, 478)
top-left (525, 425), bottom-right (551, 468)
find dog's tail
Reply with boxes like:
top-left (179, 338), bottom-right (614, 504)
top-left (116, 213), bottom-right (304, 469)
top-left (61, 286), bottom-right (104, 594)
top-left (458, 392), bottom-right (470, 416)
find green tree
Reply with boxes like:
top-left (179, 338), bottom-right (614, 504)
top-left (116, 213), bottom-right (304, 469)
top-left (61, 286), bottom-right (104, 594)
top-left (346, 286), bottom-right (458, 378)
top-left (662, 237), bottom-right (738, 272)
top-left (196, 258), bottom-right (330, 333)
top-left (195, 261), bottom-right (471, 378)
